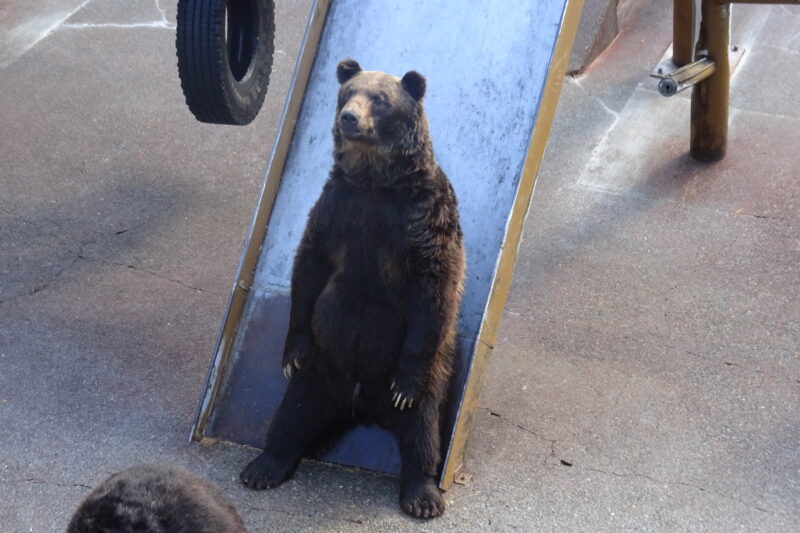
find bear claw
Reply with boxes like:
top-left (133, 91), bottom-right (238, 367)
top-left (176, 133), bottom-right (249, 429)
top-left (390, 390), bottom-right (413, 410)
top-left (389, 379), bottom-right (415, 410)
top-left (282, 359), bottom-right (302, 379)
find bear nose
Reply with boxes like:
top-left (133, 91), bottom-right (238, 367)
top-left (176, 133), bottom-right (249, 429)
top-left (340, 110), bottom-right (359, 130)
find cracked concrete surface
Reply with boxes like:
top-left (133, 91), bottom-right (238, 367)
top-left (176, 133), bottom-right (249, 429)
top-left (62, 0), bottom-right (176, 30)
top-left (63, 0), bottom-right (175, 29)
top-left (68, 251), bottom-right (219, 294)
top-left (0, 0), bottom-right (91, 68)
top-left (1, 0), bottom-right (798, 531)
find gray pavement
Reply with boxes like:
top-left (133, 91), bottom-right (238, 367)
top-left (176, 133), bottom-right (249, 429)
top-left (1, 1), bottom-right (798, 532)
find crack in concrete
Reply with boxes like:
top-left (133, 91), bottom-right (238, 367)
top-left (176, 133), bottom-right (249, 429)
top-left (244, 505), bottom-right (304, 518)
top-left (154, 0), bottom-right (171, 25)
top-left (111, 220), bottom-right (148, 237)
top-left (68, 250), bottom-right (218, 295)
top-left (656, 284), bottom-right (679, 298)
top-left (244, 504), bottom-right (366, 525)
top-left (3, 477), bottom-right (92, 490)
top-left (571, 181), bottom-right (787, 223)
top-left (716, 207), bottom-right (782, 221)
top-left (566, 76), bottom-right (620, 121)
top-left (62, 21), bottom-right (173, 29)
top-left (0, 0), bottom-right (94, 68)
top-left (61, 0), bottom-right (175, 30)
top-left (758, 44), bottom-right (800, 57)
top-left (38, 253), bottom-right (82, 292)
top-left (727, 103), bottom-right (799, 124)
top-left (478, 408), bottom-right (791, 518)
top-left (478, 406), bottom-right (558, 465)
top-left (583, 466), bottom-right (781, 517)
top-left (718, 359), bottom-right (798, 386)
top-left (0, 253), bottom-right (82, 306)
top-left (657, 335), bottom-right (799, 386)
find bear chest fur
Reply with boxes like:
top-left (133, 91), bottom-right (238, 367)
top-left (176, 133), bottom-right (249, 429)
top-left (311, 180), bottom-right (413, 376)
top-left (322, 180), bottom-right (411, 291)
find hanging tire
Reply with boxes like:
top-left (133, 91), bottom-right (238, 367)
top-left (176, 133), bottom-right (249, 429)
top-left (176, 0), bottom-right (275, 125)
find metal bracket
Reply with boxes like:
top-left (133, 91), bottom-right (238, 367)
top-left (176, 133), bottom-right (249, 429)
top-left (650, 43), bottom-right (744, 97)
top-left (654, 56), bottom-right (716, 96)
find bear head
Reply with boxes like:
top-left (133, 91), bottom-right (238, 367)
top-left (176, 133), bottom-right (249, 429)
top-left (333, 58), bottom-right (431, 183)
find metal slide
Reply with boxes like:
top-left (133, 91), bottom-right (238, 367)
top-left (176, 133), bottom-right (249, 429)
top-left (191, 0), bottom-right (583, 490)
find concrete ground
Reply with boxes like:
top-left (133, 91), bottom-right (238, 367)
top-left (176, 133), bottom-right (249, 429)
top-left (1, 1), bottom-right (797, 531)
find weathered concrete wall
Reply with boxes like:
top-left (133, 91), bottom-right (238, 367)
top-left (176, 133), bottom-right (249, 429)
top-left (569, 0), bottom-right (620, 74)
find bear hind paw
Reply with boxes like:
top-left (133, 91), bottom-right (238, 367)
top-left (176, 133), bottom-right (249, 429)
top-left (240, 453), bottom-right (296, 490)
top-left (400, 479), bottom-right (445, 519)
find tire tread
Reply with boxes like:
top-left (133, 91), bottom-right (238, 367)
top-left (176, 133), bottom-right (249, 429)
top-left (176, 0), bottom-right (274, 125)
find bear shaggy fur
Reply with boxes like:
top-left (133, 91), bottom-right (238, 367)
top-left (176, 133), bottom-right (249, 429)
top-left (239, 58), bottom-right (465, 519)
top-left (67, 464), bottom-right (247, 533)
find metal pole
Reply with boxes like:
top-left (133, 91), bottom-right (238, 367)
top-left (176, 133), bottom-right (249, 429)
top-left (673, 0), bottom-right (695, 66)
top-left (690, 0), bottom-right (730, 161)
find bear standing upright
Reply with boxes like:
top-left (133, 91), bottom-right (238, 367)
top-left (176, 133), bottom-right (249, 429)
top-left (240, 58), bottom-right (465, 519)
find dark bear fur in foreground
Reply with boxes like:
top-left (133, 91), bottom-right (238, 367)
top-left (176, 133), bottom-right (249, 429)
top-left (240, 58), bottom-right (465, 519)
top-left (67, 464), bottom-right (246, 533)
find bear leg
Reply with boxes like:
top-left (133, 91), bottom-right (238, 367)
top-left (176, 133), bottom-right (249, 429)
top-left (240, 369), bottom-right (342, 490)
top-left (393, 399), bottom-right (446, 518)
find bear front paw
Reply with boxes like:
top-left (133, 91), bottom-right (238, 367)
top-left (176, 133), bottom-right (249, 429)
top-left (282, 337), bottom-right (311, 379)
top-left (389, 375), bottom-right (421, 410)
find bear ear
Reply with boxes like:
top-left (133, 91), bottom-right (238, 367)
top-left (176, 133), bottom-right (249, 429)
top-left (337, 58), bottom-right (362, 84)
top-left (401, 71), bottom-right (426, 101)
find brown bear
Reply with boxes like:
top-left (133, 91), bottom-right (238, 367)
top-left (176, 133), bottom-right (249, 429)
top-left (240, 58), bottom-right (465, 519)
top-left (67, 464), bottom-right (247, 532)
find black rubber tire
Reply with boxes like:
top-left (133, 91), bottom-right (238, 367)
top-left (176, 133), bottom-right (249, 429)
top-left (176, 0), bottom-right (275, 125)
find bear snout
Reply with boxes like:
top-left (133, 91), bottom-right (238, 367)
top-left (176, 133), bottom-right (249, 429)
top-left (339, 109), bottom-right (364, 139)
top-left (340, 110), bottom-right (359, 129)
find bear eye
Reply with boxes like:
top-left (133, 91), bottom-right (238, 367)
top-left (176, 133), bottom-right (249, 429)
top-left (373, 94), bottom-right (390, 108)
